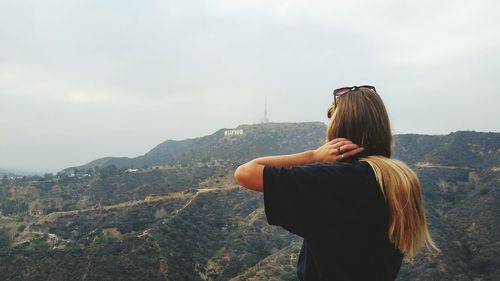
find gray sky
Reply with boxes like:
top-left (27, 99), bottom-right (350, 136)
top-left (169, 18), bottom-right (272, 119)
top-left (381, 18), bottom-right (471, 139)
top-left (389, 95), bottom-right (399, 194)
top-left (1, 0), bottom-right (499, 173)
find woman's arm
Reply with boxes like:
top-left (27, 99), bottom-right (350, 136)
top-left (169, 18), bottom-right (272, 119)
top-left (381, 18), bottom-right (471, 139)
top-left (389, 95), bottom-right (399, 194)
top-left (234, 138), bottom-right (364, 192)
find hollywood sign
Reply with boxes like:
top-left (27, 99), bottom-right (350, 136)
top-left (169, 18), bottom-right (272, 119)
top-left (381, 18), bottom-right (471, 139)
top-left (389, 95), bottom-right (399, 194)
top-left (224, 129), bottom-right (244, 136)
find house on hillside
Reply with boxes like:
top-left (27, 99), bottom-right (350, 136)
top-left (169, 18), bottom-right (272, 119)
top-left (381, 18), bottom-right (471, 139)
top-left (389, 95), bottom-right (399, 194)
top-left (29, 209), bottom-right (43, 216)
top-left (28, 201), bottom-right (44, 217)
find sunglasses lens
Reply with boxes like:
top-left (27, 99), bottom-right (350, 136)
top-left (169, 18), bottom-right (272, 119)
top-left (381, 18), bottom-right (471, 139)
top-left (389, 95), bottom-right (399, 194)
top-left (359, 85), bottom-right (376, 92)
top-left (334, 87), bottom-right (352, 97)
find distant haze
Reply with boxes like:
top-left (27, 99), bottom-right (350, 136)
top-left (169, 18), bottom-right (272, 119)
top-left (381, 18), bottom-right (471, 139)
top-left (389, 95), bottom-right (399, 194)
top-left (1, 0), bottom-right (499, 173)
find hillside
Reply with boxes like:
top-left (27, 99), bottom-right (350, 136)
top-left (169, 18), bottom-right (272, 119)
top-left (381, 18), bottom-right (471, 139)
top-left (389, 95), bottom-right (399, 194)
top-left (64, 122), bottom-right (326, 171)
top-left (1, 123), bottom-right (499, 281)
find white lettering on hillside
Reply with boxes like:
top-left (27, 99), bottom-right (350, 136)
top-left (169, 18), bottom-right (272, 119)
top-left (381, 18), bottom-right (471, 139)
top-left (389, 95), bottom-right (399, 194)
top-left (224, 129), bottom-right (244, 136)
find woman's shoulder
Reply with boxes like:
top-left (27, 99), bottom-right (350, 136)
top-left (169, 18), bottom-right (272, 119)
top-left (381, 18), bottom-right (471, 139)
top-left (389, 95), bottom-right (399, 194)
top-left (283, 161), bottom-right (376, 186)
top-left (264, 161), bottom-right (376, 187)
top-left (305, 160), bottom-right (373, 174)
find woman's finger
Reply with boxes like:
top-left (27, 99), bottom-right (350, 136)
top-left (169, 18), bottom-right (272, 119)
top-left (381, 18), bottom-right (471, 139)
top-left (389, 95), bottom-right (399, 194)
top-left (336, 141), bottom-right (354, 152)
top-left (340, 143), bottom-right (359, 152)
top-left (343, 147), bottom-right (365, 158)
top-left (331, 138), bottom-right (348, 144)
top-left (335, 147), bottom-right (364, 161)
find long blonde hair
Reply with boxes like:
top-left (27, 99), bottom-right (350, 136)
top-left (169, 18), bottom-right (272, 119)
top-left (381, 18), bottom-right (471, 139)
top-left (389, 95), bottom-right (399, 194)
top-left (327, 87), bottom-right (439, 259)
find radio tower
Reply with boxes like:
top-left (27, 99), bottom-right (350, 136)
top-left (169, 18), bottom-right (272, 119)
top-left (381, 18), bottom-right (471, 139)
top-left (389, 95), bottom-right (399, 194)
top-left (261, 97), bottom-right (269, 123)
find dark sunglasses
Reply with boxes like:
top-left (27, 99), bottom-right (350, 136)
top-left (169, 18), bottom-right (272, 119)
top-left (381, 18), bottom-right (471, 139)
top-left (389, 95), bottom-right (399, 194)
top-left (328, 85), bottom-right (377, 118)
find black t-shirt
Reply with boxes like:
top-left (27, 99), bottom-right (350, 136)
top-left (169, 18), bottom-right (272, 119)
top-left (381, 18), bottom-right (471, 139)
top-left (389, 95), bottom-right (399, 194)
top-left (263, 161), bottom-right (403, 281)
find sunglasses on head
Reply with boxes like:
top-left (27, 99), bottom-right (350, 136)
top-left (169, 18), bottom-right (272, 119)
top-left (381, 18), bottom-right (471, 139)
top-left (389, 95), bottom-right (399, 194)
top-left (328, 85), bottom-right (377, 118)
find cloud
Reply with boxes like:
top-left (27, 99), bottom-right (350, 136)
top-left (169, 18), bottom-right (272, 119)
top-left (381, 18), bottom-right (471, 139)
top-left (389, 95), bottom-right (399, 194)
top-left (0, 0), bottom-right (499, 172)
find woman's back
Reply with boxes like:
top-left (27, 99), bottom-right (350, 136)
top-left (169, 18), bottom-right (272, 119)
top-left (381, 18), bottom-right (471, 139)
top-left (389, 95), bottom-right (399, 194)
top-left (263, 160), bottom-right (403, 280)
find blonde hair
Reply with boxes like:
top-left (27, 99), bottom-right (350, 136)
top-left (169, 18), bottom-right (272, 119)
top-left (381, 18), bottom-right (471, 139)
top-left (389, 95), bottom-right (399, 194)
top-left (362, 156), bottom-right (439, 259)
top-left (327, 88), bottom-right (439, 259)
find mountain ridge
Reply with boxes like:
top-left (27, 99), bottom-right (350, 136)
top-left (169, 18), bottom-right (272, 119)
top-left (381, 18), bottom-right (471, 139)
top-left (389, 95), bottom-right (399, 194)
top-left (65, 122), bottom-right (497, 173)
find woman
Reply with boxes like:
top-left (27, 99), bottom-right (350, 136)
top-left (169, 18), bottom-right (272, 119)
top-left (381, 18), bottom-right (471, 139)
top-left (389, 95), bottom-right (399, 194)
top-left (234, 86), bottom-right (438, 281)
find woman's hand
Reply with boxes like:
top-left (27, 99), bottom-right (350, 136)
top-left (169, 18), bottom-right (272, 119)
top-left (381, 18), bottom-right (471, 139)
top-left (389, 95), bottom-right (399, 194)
top-left (313, 138), bottom-right (364, 163)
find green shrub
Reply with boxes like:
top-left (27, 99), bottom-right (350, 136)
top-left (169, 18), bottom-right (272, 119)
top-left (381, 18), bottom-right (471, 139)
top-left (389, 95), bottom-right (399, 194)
top-left (28, 238), bottom-right (49, 251)
top-left (0, 229), bottom-right (10, 249)
top-left (17, 224), bottom-right (26, 233)
top-left (471, 256), bottom-right (493, 273)
top-left (93, 234), bottom-right (119, 246)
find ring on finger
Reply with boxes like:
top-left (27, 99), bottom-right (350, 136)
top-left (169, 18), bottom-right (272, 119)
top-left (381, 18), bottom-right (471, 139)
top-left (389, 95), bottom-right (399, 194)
top-left (341, 154), bottom-right (344, 159)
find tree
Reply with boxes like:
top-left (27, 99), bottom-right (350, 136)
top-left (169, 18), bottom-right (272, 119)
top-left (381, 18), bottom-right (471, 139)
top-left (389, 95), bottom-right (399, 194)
top-left (99, 165), bottom-right (119, 177)
top-left (0, 228), bottom-right (11, 249)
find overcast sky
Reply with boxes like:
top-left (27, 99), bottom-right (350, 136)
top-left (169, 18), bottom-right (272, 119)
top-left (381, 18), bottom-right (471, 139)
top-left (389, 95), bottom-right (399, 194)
top-left (1, 0), bottom-right (499, 173)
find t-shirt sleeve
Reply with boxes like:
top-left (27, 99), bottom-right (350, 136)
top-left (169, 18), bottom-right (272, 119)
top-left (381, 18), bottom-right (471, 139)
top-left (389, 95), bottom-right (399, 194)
top-left (263, 163), bottom-right (366, 238)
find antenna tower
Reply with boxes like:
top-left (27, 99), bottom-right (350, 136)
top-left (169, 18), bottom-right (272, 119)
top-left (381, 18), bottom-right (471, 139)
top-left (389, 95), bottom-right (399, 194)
top-left (262, 97), bottom-right (269, 123)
